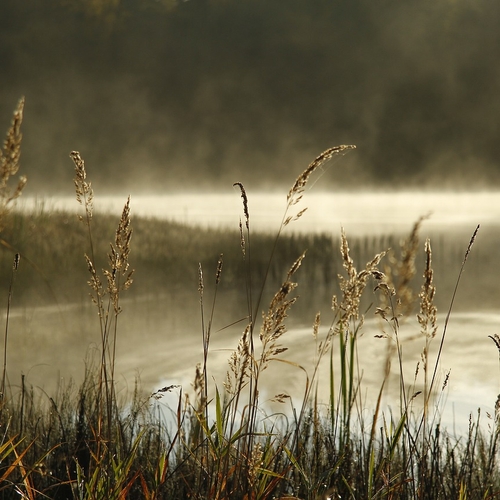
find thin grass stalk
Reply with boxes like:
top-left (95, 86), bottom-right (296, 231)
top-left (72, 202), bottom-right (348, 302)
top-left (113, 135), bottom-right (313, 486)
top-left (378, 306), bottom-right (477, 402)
top-left (1, 253), bottom-right (19, 407)
top-left (0, 98), bottom-right (27, 411)
top-left (427, 224), bottom-right (479, 409)
top-left (403, 224), bottom-right (480, 496)
top-left (269, 148), bottom-right (358, 478)
top-left (109, 267), bottom-right (122, 410)
top-left (338, 322), bottom-right (349, 450)
top-left (71, 150), bottom-right (107, 452)
top-left (197, 260), bottom-right (210, 493)
top-left (393, 225), bottom-right (480, 498)
top-left (233, 182), bottom-right (258, 481)
top-left (106, 196), bottom-right (133, 450)
top-left (197, 255), bottom-right (224, 495)
top-left (378, 281), bottom-right (416, 497)
top-left (71, 153), bottom-right (136, 495)
top-left (421, 240), bottom-right (435, 430)
top-left (233, 183), bottom-right (253, 326)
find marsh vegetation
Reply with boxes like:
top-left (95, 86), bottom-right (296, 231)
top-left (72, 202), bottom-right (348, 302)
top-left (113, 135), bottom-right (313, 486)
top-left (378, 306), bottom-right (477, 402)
top-left (1, 100), bottom-right (500, 500)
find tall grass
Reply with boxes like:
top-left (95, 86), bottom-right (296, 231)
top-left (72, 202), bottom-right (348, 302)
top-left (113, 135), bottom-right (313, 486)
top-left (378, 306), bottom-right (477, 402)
top-left (0, 99), bottom-right (499, 499)
top-left (0, 96), bottom-right (26, 409)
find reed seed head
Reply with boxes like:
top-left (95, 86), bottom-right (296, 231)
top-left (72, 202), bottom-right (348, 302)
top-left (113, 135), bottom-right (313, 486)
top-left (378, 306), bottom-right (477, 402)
top-left (238, 219), bottom-right (246, 257)
top-left (338, 229), bottom-right (386, 324)
top-left (287, 145), bottom-right (356, 205)
top-left (71, 151), bottom-right (94, 221)
top-left (233, 182), bottom-right (249, 230)
top-left (259, 261), bottom-right (302, 367)
top-left (247, 442), bottom-right (263, 489)
top-left (215, 253), bottom-right (223, 285)
top-left (105, 196), bottom-right (134, 312)
top-left (0, 97), bottom-right (27, 229)
top-left (0, 97), bottom-right (24, 184)
top-left (193, 362), bottom-right (205, 409)
top-left (462, 224), bottom-right (480, 265)
top-left (226, 326), bottom-right (252, 394)
top-left (417, 238), bottom-right (437, 339)
top-left (312, 312), bottom-right (321, 340)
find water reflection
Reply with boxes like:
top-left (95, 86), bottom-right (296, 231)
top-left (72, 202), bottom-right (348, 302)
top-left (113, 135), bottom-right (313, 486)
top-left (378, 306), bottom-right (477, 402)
top-left (4, 290), bottom-right (500, 433)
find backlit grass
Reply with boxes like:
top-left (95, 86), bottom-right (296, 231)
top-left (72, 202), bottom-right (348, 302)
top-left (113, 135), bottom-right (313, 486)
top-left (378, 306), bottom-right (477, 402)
top-left (0, 99), bottom-right (499, 500)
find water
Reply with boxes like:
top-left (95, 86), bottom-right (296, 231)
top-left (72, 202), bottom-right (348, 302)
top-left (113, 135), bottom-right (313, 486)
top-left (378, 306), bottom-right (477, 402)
top-left (11, 191), bottom-right (500, 431)
top-left (6, 297), bottom-right (500, 433)
top-left (25, 191), bottom-right (500, 235)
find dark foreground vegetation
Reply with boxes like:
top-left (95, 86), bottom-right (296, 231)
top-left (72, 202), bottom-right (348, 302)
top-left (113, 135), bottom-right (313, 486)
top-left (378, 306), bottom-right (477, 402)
top-left (1, 102), bottom-right (500, 499)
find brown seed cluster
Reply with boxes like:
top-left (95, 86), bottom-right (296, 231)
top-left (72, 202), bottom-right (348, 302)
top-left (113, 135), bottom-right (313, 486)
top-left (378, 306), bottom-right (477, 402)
top-left (337, 229), bottom-right (386, 326)
top-left (0, 98), bottom-right (27, 230)
top-left (417, 238), bottom-right (437, 340)
top-left (287, 145), bottom-right (356, 206)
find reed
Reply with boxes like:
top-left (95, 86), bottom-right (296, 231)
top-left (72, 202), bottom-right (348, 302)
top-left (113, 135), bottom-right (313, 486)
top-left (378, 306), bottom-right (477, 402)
top-left (1, 100), bottom-right (500, 499)
top-left (0, 97), bottom-right (27, 413)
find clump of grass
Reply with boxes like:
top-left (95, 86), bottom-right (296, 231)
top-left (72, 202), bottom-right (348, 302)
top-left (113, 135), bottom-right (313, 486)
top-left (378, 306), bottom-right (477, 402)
top-left (70, 150), bottom-right (136, 497)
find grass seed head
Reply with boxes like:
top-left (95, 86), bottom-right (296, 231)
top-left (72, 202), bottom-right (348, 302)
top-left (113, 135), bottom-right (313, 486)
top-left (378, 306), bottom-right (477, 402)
top-left (247, 442), bottom-right (263, 489)
top-left (215, 253), bottom-right (223, 285)
top-left (287, 145), bottom-right (356, 205)
top-left (462, 224), bottom-right (480, 265)
top-left (0, 97), bottom-right (27, 229)
top-left (71, 151), bottom-right (94, 221)
top-left (313, 312), bottom-right (321, 339)
top-left (198, 262), bottom-right (204, 295)
top-left (233, 182), bottom-right (249, 230)
top-left (338, 229), bottom-right (386, 324)
top-left (417, 238), bottom-right (437, 339)
top-left (227, 325), bottom-right (251, 393)
top-left (0, 97), bottom-right (24, 185)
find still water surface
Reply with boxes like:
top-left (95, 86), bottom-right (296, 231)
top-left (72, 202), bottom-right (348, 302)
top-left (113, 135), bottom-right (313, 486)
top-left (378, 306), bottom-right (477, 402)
top-left (31, 190), bottom-right (500, 235)
top-left (13, 191), bottom-right (500, 431)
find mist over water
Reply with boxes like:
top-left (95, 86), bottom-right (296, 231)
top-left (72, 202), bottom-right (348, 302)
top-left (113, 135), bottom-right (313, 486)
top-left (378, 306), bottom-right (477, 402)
top-left (9, 191), bottom-right (500, 432)
top-left (22, 190), bottom-right (500, 235)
